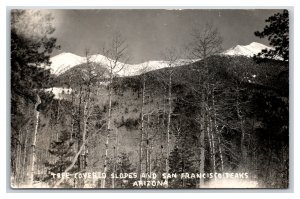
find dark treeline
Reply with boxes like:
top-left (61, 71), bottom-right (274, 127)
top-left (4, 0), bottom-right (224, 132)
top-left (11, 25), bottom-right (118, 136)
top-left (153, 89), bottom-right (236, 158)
top-left (10, 10), bottom-right (289, 188)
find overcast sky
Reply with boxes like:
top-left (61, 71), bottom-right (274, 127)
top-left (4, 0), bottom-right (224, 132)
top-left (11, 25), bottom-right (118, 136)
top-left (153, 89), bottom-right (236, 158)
top-left (49, 9), bottom-right (282, 64)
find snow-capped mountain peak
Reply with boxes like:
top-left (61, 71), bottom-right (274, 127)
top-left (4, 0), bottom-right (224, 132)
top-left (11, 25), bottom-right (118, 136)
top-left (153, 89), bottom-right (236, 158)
top-left (49, 52), bottom-right (84, 74)
top-left (222, 42), bottom-right (272, 57)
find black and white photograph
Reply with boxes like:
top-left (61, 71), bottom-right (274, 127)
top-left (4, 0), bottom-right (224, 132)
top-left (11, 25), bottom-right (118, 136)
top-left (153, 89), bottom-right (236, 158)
top-left (10, 9), bottom-right (289, 189)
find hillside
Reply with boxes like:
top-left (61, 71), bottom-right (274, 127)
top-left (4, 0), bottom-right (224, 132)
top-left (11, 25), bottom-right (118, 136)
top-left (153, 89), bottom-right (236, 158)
top-left (32, 54), bottom-right (288, 188)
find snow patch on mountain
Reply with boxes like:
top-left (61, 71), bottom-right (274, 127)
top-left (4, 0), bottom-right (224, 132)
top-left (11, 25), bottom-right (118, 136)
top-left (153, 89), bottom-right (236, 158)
top-left (45, 87), bottom-right (72, 99)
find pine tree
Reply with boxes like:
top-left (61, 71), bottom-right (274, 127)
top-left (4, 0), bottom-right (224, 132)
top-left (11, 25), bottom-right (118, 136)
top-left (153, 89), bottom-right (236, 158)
top-left (169, 131), bottom-right (198, 188)
top-left (44, 129), bottom-right (76, 188)
top-left (254, 10), bottom-right (289, 63)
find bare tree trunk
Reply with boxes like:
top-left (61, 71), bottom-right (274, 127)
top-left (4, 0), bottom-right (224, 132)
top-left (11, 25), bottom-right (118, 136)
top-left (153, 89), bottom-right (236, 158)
top-left (206, 114), bottom-right (213, 169)
top-left (146, 113), bottom-right (150, 180)
top-left (165, 74), bottom-right (172, 188)
top-left (80, 94), bottom-right (90, 188)
top-left (198, 125), bottom-right (205, 187)
top-left (30, 94), bottom-right (41, 186)
top-left (102, 73), bottom-right (113, 188)
top-left (139, 75), bottom-right (146, 183)
top-left (112, 129), bottom-right (118, 188)
top-left (205, 91), bottom-right (214, 173)
top-left (217, 133), bottom-right (224, 172)
top-left (112, 141), bottom-right (115, 188)
top-left (149, 140), bottom-right (153, 176)
top-left (198, 92), bottom-right (205, 188)
top-left (76, 86), bottom-right (83, 187)
top-left (212, 86), bottom-right (224, 172)
top-left (160, 91), bottom-right (166, 181)
top-left (210, 116), bottom-right (217, 173)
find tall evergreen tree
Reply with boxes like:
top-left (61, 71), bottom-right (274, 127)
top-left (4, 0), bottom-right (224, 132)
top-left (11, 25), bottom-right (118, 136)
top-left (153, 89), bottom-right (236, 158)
top-left (44, 129), bottom-right (76, 187)
top-left (254, 10), bottom-right (289, 63)
top-left (11, 10), bottom-right (60, 185)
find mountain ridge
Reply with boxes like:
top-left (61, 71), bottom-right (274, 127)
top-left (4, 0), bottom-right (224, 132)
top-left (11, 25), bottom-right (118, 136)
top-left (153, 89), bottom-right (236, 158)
top-left (49, 42), bottom-right (271, 76)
